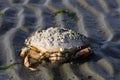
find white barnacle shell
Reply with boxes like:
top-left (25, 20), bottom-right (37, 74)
top-left (25, 27), bottom-right (89, 53)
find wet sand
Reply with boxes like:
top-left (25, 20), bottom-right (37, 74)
top-left (0, 0), bottom-right (120, 80)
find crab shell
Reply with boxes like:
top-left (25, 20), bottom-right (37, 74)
top-left (20, 27), bottom-right (91, 71)
top-left (25, 27), bottom-right (89, 53)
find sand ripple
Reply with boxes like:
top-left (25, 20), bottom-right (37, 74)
top-left (0, 0), bottom-right (120, 80)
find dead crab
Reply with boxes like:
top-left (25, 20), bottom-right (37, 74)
top-left (20, 27), bottom-right (91, 71)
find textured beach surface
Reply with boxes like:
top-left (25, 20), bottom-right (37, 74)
top-left (0, 0), bottom-right (120, 80)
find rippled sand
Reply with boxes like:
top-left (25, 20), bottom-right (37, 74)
top-left (0, 0), bottom-right (120, 80)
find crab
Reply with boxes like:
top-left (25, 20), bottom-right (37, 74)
top-left (20, 27), bottom-right (91, 71)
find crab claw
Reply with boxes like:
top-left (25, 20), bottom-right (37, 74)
top-left (24, 55), bottom-right (30, 67)
top-left (29, 67), bottom-right (38, 71)
top-left (29, 49), bottom-right (44, 60)
top-left (24, 55), bottom-right (38, 71)
top-left (20, 47), bottom-right (44, 71)
top-left (20, 47), bottom-right (29, 57)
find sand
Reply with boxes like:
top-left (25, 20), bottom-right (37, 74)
top-left (0, 0), bottom-right (120, 80)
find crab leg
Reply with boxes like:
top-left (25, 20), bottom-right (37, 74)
top-left (80, 47), bottom-right (90, 54)
top-left (49, 53), bottom-right (65, 62)
top-left (75, 47), bottom-right (91, 57)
